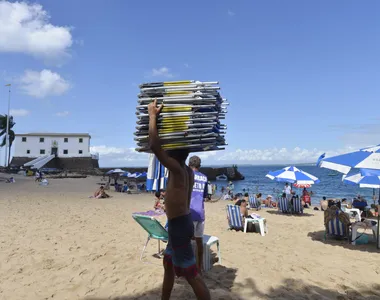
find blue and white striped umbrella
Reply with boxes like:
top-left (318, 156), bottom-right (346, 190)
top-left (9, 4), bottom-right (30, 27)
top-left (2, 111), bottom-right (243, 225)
top-left (121, 172), bottom-right (147, 178)
top-left (319, 144), bottom-right (380, 174)
top-left (266, 166), bottom-right (320, 185)
top-left (146, 154), bottom-right (168, 192)
top-left (106, 168), bottom-right (126, 175)
top-left (343, 169), bottom-right (380, 189)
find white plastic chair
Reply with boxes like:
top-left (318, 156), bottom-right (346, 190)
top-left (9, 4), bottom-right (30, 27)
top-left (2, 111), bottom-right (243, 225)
top-left (192, 235), bottom-right (221, 272)
top-left (351, 222), bottom-right (377, 245)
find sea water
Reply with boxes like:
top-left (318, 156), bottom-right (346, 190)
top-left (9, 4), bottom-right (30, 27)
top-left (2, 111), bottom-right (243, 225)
top-left (210, 165), bottom-right (379, 206)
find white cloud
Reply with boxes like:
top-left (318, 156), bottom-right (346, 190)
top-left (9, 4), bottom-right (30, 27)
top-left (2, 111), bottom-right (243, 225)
top-left (184, 63), bottom-right (190, 68)
top-left (0, 1), bottom-right (73, 63)
top-left (228, 10), bottom-right (235, 17)
top-left (148, 67), bottom-right (174, 78)
top-left (19, 69), bottom-right (71, 98)
top-left (55, 111), bottom-right (69, 117)
top-left (89, 145), bottom-right (356, 167)
top-left (90, 145), bottom-right (148, 166)
top-left (10, 108), bottom-right (30, 117)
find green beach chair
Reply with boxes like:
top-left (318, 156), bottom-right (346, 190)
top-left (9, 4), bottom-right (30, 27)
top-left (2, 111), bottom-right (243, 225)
top-left (132, 214), bottom-right (168, 261)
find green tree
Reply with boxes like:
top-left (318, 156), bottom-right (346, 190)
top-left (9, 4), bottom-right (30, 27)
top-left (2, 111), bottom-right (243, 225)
top-left (0, 114), bottom-right (16, 166)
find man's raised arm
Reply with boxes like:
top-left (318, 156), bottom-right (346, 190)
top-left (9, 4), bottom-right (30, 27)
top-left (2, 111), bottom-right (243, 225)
top-left (148, 99), bottom-right (181, 174)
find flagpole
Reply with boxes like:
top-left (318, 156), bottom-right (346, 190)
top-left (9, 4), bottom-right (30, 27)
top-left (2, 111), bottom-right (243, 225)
top-left (4, 84), bottom-right (11, 167)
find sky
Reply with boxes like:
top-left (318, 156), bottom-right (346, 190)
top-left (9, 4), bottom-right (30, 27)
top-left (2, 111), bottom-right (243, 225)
top-left (0, 0), bottom-right (379, 167)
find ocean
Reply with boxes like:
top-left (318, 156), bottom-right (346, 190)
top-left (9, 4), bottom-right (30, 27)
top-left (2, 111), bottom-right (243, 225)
top-left (210, 165), bottom-right (379, 206)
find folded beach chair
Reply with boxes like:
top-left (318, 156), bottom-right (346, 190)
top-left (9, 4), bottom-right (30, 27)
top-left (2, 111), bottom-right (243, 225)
top-left (278, 197), bottom-right (290, 213)
top-left (226, 204), bottom-right (267, 235)
top-left (134, 80), bottom-right (228, 153)
top-left (248, 195), bottom-right (260, 210)
top-left (324, 206), bottom-right (351, 241)
top-left (132, 214), bottom-right (168, 261)
top-left (292, 197), bottom-right (303, 214)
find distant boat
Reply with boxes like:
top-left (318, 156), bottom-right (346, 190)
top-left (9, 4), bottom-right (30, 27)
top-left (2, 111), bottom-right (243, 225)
top-left (216, 174), bottom-right (228, 181)
top-left (328, 171), bottom-right (339, 176)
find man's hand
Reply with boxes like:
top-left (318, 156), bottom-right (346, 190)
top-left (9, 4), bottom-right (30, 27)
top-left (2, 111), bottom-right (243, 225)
top-left (148, 99), bottom-right (163, 118)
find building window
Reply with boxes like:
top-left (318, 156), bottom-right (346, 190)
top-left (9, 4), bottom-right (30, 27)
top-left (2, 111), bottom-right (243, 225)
top-left (79, 150), bottom-right (83, 154)
top-left (63, 149), bottom-right (68, 154)
top-left (40, 149), bottom-right (45, 155)
top-left (40, 137), bottom-right (44, 143)
top-left (22, 137), bottom-right (27, 142)
top-left (79, 138), bottom-right (83, 143)
top-left (26, 150), bottom-right (30, 154)
top-left (64, 138), bottom-right (68, 143)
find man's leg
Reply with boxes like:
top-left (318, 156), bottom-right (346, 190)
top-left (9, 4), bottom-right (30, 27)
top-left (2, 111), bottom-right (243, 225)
top-left (186, 275), bottom-right (211, 300)
top-left (161, 259), bottom-right (175, 300)
top-left (162, 243), bottom-right (175, 300)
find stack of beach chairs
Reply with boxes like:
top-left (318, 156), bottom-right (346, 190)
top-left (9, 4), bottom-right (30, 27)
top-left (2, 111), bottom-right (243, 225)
top-left (134, 80), bottom-right (228, 153)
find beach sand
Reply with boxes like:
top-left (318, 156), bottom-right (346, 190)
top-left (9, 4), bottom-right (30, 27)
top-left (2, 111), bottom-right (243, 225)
top-left (0, 175), bottom-right (380, 300)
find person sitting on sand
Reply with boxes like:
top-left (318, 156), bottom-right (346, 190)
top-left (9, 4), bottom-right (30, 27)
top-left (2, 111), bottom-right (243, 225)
top-left (6, 177), bottom-right (15, 183)
top-left (94, 186), bottom-right (110, 199)
top-left (320, 196), bottom-right (328, 211)
top-left (154, 191), bottom-right (164, 210)
top-left (264, 195), bottom-right (276, 208)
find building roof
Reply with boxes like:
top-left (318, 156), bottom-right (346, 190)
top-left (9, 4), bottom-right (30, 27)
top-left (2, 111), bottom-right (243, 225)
top-left (16, 133), bottom-right (91, 138)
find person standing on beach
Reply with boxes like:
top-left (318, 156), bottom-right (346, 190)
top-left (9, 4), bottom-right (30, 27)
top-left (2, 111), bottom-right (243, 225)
top-left (148, 99), bottom-right (210, 300)
top-left (284, 183), bottom-right (291, 200)
top-left (189, 156), bottom-right (208, 273)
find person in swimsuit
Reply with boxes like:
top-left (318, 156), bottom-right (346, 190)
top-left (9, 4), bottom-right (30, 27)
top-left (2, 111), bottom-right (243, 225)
top-left (148, 99), bottom-right (210, 300)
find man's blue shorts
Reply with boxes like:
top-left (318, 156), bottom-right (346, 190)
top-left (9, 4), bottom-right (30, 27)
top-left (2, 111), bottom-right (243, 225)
top-left (164, 213), bottom-right (198, 278)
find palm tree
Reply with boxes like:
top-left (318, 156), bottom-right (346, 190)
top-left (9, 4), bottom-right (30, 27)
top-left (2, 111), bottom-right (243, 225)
top-left (0, 114), bottom-right (16, 166)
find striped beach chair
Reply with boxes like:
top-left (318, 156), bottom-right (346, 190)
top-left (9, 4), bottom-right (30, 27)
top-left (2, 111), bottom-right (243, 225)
top-left (248, 195), bottom-right (260, 210)
top-left (292, 197), bottom-right (303, 214)
top-left (278, 197), bottom-right (290, 213)
top-left (226, 204), bottom-right (267, 235)
top-left (324, 206), bottom-right (351, 241)
top-left (226, 204), bottom-right (243, 230)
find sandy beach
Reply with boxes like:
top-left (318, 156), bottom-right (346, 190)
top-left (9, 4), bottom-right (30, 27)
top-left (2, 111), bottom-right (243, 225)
top-left (1, 175), bottom-right (380, 300)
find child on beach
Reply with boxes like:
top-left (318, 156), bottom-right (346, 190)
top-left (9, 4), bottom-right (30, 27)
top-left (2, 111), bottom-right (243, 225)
top-left (94, 186), bottom-right (110, 199)
top-left (148, 99), bottom-right (210, 300)
top-left (154, 191), bottom-right (164, 211)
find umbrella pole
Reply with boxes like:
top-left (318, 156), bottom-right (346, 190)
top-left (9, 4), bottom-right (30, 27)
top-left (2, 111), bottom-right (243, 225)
top-left (377, 189), bottom-right (380, 250)
top-left (373, 188), bottom-right (376, 205)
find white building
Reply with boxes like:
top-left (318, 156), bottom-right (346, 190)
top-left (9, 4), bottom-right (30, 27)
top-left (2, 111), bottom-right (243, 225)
top-left (14, 133), bottom-right (93, 158)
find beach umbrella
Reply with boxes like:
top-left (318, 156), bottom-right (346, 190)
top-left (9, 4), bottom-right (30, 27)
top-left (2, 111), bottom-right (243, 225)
top-left (318, 144), bottom-right (380, 175)
top-left (343, 170), bottom-right (380, 189)
top-left (123, 172), bottom-right (147, 178)
top-left (146, 154), bottom-right (168, 192)
top-left (112, 168), bottom-right (126, 174)
top-left (266, 166), bottom-right (320, 185)
top-left (106, 169), bottom-right (126, 175)
top-left (293, 183), bottom-right (312, 188)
